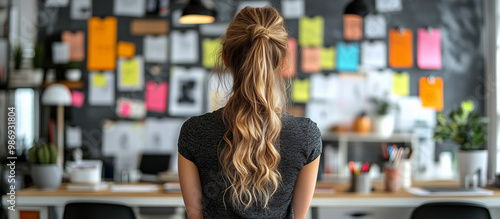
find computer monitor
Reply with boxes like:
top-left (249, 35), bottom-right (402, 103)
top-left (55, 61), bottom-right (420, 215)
top-left (138, 153), bottom-right (171, 175)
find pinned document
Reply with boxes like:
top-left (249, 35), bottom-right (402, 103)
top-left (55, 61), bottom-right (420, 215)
top-left (337, 42), bottom-right (359, 72)
top-left (66, 126), bottom-right (82, 148)
top-left (202, 38), bottom-right (222, 68)
top-left (389, 28), bottom-right (413, 68)
top-left (62, 31), bottom-right (85, 61)
top-left (306, 101), bottom-right (340, 133)
top-left (392, 72), bottom-right (409, 96)
top-left (338, 74), bottom-right (366, 125)
top-left (343, 14), bottom-right (363, 40)
top-left (71, 91), bottom-right (85, 108)
top-left (87, 17), bottom-right (117, 70)
top-left (114, 0), bottom-right (146, 17)
top-left (144, 35), bottom-right (168, 63)
top-left (321, 47), bottom-right (336, 70)
top-left (281, 38), bottom-right (298, 78)
top-left (118, 56), bottom-right (144, 91)
top-left (299, 16), bottom-right (324, 47)
top-left (419, 77), bottom-right (443, 111)
top-left (169, 67), bottom-right (206, 116)
top-left (170, 30), bottom-right (199, 64)
top-left (52, 42), bottom-right (70, 64)
top-left (364, 14), bottom-right (386, 38)
top-left (102, 120), bottom-right (145, 169)
top-left (145, 81), bottom-right (168, 113)
top-left (144, 118), bottom-right (184, 152)
top-left (375, 0), bottom-right (402, 12)
top-left (366, 69), bottom-right (392, 99)
top-left (361, 41), bottom-right (386, 69)
top-left (310, 73), bottom-right (338, 101)
top-left (89, 72), bottom-right (114, 106)
top-left (117, 41), bottom-right (136, 58)
top-left (417, 28), bottom-right (442, 69)
top-left (117, 98), bottom-right (146, 119)
top-left (70, 0), bottom-right (92, 20)
top-left (301, 47), bottom-right (321, 73)
top-left (292, 78), bottom-right (310, 103)
top-left (282, 0), bottom-right (304, 19)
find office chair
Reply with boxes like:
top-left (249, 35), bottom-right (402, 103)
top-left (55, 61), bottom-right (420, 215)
top-left (410, 201), bottom-right (491, 219)
top-left (63, 202), bottom-right (136, 219)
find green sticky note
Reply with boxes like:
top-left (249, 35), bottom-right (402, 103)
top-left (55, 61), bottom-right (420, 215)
top-left (93, 72), bottom-right (107, 87)
top-left (122, 58), bottom-right (139, 86)
top-left (202, 38), bottom-right (222, 68)
top-left (321, 47), bottom-right (336, 70)
top-left (393, 72), bottom-right (409, 96)
top-left (299, 16), bottom-right (324, 47)
top-left (292, 78), bottom-right (310, 103)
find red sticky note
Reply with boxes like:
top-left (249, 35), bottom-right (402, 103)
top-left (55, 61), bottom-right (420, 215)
top-left (120, 102), bottom-right (132, 117)
top-left (71, 91), bottom-right (84, 108)
top-left (145, 81), bottom-right (168, 113)
top-left (419, 77), bottom-right (443, 111)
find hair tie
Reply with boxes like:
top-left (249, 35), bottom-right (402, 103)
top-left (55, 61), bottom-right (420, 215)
top-left (247, 24), bottom-right (270, 41)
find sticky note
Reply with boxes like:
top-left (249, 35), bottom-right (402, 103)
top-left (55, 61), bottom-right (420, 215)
top-left (202, 38), bottom-right (222, 68)
top-left (321, 47), bottom-right (336, 70)
top-left (120, 101), bottom-right (132, 117)
top-left (337, 42), bottom-right (359, 72)
top-left (145, 81), bottom-right (168, 113)
top-left (117, 41), bottom-right (135, 58)
top-left (71, 91), bottom-right (84, 108)
top-left (301, 47), bottom-right (321, 73)
top-left (292, 78), bottom-right (310, 103)
top-left (299, 16), bottom-right (324, 47)
top-left (389, 29), bottom-right (413, 68)
top-left (281, 38), bottom-right (298, 78)
top-left (122, 59), bottom-right (139, 85)
top-left (62, 31), bottom-right (85, 61)
top-left (93, 72), bottom-right (107, 87)
top-left (417, 28), bottom-right (442, 69)
top-left (343, 14), bottom-right (363, 40)
top-left (392, 72), bottom-right (409, 96)
top-left (118, 57), bottom-right (144, 91)
top-left (420, 77), bottom-right (443, 111)
top-left (87, 17), bottom-right (117, 70)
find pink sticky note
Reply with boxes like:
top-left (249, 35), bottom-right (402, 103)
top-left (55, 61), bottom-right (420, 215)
top-left (301, 47), bottom-right (321, 73)
top-left (71, 91), bottom-right (84, 108)
top-left (417, 28), bottom-right (441, 69)
top-left (281, 38), bottom-right (297, 78)
top-left (120, 102), bottom-right (132, 117)
top-left (145, 81), bottom-right (168, 113)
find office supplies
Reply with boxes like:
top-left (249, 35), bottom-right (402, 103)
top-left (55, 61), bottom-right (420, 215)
top-left (114, 0), bottom-right (146, 17)
top-left (364, 14), bottom-right (386, 38)
top-left (168, 67), bottom-right (206, 116)
top-left (336, 42), bottom-right (359, 72)
top-left (145, 81), bottom-right (168, 113)
top-left (389, 28), bottom-right (413, 68)
top-left (320, 47), bottom-right (336, 70)
top-left (118, 56), bottom-right (144, 91)
top-left (117, 41), bottom-right (136, 58)
top-left (282, 0), bottom-right (305, 19)
top-left (170, 30), bottom-right (199, 64)
top-left (419, 76), bottom-right (444, 111)
top-left (144, 35), bottom-right (168, 63)
top-left (299, 16), bottom-right (324, 47)
top-left (292, 78), bottom-right (310, 103)
top-left (87, 17), bottom-right (117, 70)
top-left (417, 28), bottom-right (442, 69)
top-left (62, 31), bottom-right (85, 61)
top-left (392, 72), bottom-right (409, 96)
top-left (281, 38), bottom-right (298, 78)
top-left (301, 47), bottom-right (321, 73)
top-left (202, 38), bottom-right (222, 68)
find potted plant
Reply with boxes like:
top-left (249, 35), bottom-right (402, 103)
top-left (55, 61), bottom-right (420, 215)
top-left (369, 97), bottom-right (398, 137)
top-left (28, 143), bottom-right (62, 190)
top-left (65, 61), bottom-right (82, 81)
top-left (433, 100), bottom-right (488, 187)
top-left (13, 44), bottom-right (23, 71)
top-left (31, 43), bottom-right (44, 85)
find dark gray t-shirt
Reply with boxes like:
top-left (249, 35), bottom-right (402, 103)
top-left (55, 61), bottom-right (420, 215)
top-left (178, 108), bottom-right (322, 219)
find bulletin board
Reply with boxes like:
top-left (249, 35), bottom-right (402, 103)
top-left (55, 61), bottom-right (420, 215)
top-left (35, 0), bottom-right (485, 160)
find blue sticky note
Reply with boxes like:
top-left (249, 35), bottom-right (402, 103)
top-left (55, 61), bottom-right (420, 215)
top-left (337, 42), bottom-right (359, 72)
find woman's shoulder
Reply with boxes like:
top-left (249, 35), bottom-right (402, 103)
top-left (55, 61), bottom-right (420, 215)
top-left (183, 108), bottom-right (224, 128)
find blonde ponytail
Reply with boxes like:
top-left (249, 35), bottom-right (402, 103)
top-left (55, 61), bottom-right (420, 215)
top-left (214, 7), bottom-right (289, 210)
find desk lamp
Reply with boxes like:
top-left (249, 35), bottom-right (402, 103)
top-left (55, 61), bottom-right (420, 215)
top-left (180, 0), bottom-right (216, 24)
top-left (42, 83), bottom-right (71, 165)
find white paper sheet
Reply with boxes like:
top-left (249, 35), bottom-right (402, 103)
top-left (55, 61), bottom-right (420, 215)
top-left (207, 73), bottom-right (232, 112)
top-left (237, 1), bottom-right (271, 11)
top-left (66, 126), bottom-right (82, 148)
top-left (375, 0), bottom-right (402, 12)
top-left (89, 72), bottom-right (115, 106)
top-left (366, 69), bottom-right (392, 99)
top-left (361, 41), bottom-right (386, 69)
top-left (200, 23), bottom-right (229, 36)
top-left (117, 56), bottom-right (144, 91)
top-left (102, 120), bottom-right (145, 170)
top-left (170, 30), bottom-right (199, 64)
top-left (169, 67), bottom-right (206, 116)
top-left (310, 74), bottom-right (339, 101)
top-left (116, 97), bottom-right (146, 119)
top-left (70, 0), bottom-right (92, 20)
top-left (144, 35), bottom-right (168, 63)
top-left (52, 42), bottom-right (69, 64)
top-left (281, 0), bottom-right (304, 19)
top-left (114, 0), bottom-right (146, 17)
top-left (364, 14), bottom-right (386, 39)
top-left (306, 101), bottom-right (341, 133)
top-left (144, 118), bottom-right (185, 153)
top-left (338, 75), bottom-right (367, 127)
top-left (45, 0), bottom-right (69, 7)
top-left (395, 97), bottom-right (436, 132)
top-left (171, 9), bottom-right (196, 28)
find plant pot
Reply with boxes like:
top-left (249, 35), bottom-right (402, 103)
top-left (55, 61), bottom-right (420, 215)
top-left (65, 69), bottom-right (82, 81)
top-left (373, 114), bottom-right (395, 137)
top-left (457, 150), bottom-right (488, 187)
top-left (31, 69), bottom-right (44, 85)
top-left (31, 165), bottom-right (62, 190)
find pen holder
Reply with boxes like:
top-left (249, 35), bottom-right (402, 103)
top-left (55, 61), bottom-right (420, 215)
top-left (353, 173), bottom-right (371, 194)
top-left (384, 166), bottom-right (400, 192)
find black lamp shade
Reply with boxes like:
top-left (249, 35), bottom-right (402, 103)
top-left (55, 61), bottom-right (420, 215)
top-left (180, 0), bottom-right (216, 24)
top-left (344, 0), bottom-right (369, 17)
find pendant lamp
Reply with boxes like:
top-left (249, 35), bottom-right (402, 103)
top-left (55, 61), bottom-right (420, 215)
top-left (180, 0), bottom-right (216, 24)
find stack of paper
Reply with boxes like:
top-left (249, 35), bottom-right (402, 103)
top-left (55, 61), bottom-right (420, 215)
top-left (110, 184), bottom-right (159, 192)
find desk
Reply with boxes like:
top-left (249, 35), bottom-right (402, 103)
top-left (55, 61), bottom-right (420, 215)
top-left (4, 181), bottom-right (500, 219)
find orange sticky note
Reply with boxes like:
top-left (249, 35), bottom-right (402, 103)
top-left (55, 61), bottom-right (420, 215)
top-left (281, 38), bottom-right (297, 78)
top-left (62, 31), bottom-right (85, 61)
top-left (301, 47), bottom-right (321, 73)
top-left (87, 17), bottom-right (117, 70)
top-left (343, 14), bottom-right (363, 40)
top-left (117, 41), bottom-right (135, 58)
top-left (389, 29), bottom-right (413, 68)
top-left (419, 77), bottom-right (443, 111)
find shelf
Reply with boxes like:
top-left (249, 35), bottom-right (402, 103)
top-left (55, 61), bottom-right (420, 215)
top-left (42, 81), bottom-right (84, 89)
top-left (322, 132), bottom-right (415, 143)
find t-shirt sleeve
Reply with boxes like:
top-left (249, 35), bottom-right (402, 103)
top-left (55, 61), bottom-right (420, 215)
top-left (178, 119), bottom-right (197, 163)
top-left (306, 119), bottom-right (322, 164)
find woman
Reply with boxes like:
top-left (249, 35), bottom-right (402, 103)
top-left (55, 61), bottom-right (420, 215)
top-left (178, 6), bottom-right (322, 219)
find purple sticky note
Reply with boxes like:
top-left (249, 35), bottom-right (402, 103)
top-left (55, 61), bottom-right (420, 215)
top-left (417, 28), bottom-right (441, 69)
top-left (71, 91), bottom-right (84, 108)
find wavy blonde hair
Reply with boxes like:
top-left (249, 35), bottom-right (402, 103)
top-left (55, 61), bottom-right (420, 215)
top-left (214, 7), bottom-right (289, 210)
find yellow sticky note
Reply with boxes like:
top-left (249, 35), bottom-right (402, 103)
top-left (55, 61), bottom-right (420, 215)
top-left (122, 59), bottom-right (139, 86)
top-left (392, 72), bottom-right (409, 96)
top-left (202, 38), bottom-right (222, 68)
top-left (299, 16), bottom-right (324, 47)
top-left (292, 78), bottom-right (310, 103)
top-left (93, 72), bottom-right (107, 87)
top-left (321, 47), bottom-right (336, 70)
